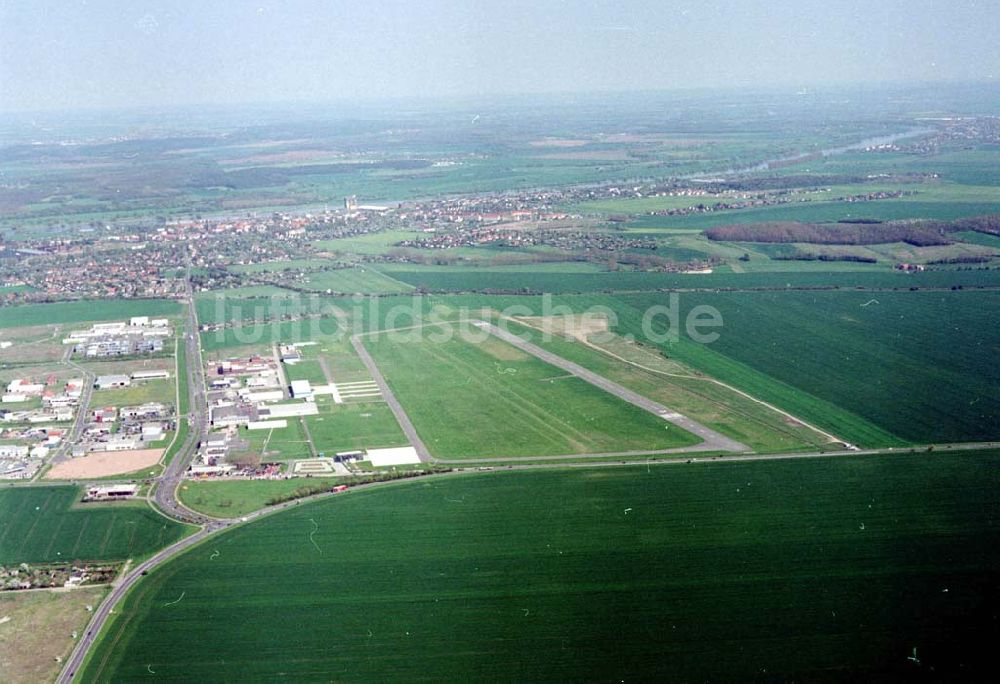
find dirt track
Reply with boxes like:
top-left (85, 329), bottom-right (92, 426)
top-left (44, 449), bottom-right (163, 479)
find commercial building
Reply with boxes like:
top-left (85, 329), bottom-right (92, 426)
top-left (290, 380), bottom-right (313, 399)
top-left (95, 374), bottom-right (131, 390)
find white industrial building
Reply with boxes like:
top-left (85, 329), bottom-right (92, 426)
top-left (258, 401), bottom-right (318, 419)
top-left (366, 447), bottom-right (421, 467)
top-left (290, 380), bottom-right (313, 399)
top-left (246, 419), bottom-right (289, 430)
top-left (95, 374), bottom-right (131, 390)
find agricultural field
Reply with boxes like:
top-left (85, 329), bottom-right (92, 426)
top-left (617, 289), bottom-right (1000, 445)
top-left (83, 451), bottom-right (1000, 681)
top-left (295, 267), bottom-right (414, 294)
top-left (0, 586), bottom-right (108, 684)
top-left (385, 265), bottom-right (1000, 294)
top-left (0, 300), bottom-right (181, 330)
top-left (362, 324), bottom-right (700, 458)
top-left (0, 486), bottom-right (189, 565)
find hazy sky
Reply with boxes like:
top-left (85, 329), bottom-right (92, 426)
top-left (1, 0), bottom-right (997, 111)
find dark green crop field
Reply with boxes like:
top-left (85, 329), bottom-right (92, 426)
top-left (363, 325), bottom-right (699, 458)
top-left (0, 486), bottom-right (188, 564)
top-left (387, 266), bottom-right (1000, 294)
top-left (83, 452), bottom-right (1000, 682)
top-left (618, 289), bottom-right (1000, 445)
top-left (626, 200), bottom-right (1000, 229)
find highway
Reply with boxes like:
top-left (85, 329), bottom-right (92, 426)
top-left (151, 265), bottom-right (213, 525)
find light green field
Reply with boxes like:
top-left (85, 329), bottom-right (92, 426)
top-left (297, 267), bottom-right (414, 294)
top-left (234, 420), bottom-right (313, 462)
top-left (313, 230), bottom-right (427, 255)
top-left (282, 358), bottom-right (327, 385)
top-left (305, 401), bottom-right (408, 455)
top-left (90, 379), bottom-right (175, 409)
top-left (362, 325), bottom-right (700, 458)
top-left (177, 478), bottom-right (342, 518)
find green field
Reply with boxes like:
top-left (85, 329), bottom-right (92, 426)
top-left (297, 267), bottom-right (414, 294)
top-left (83, 451), bottom-right (1000, 681)
top-left (0, 486), bottom-right (188, 564)
top-left (234, 420), bottom-right (313, 462)
top-left (363, 325), bottom-right (700, 458)
top-left (497, 318), bottom-right (832, 452)
top-left (200, 316), bottom-right (341, 351)
top-left (90, 379), bottom-right (175, 409)
top-left (385, 266), bottom-right (1000, 294)
top-left (625, 199), bottom-right (1000, 230)
top-left (177, 478), bottom-right (342, 518)
top-left (617, 289), bottom-right (1000, 445)
top-left (282, 358), bottom-right (327, 385)
top-left (305, 401), bottom-right (408, 455)
top-left (0, 300), bottom-right (181, 329)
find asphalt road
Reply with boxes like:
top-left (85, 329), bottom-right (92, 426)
top-left (475, 320), bottom-right (749, 453)
top-left (43, 348), bottom-right (95, 472)
top-left (152, 270), bottom-right (211, 525)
